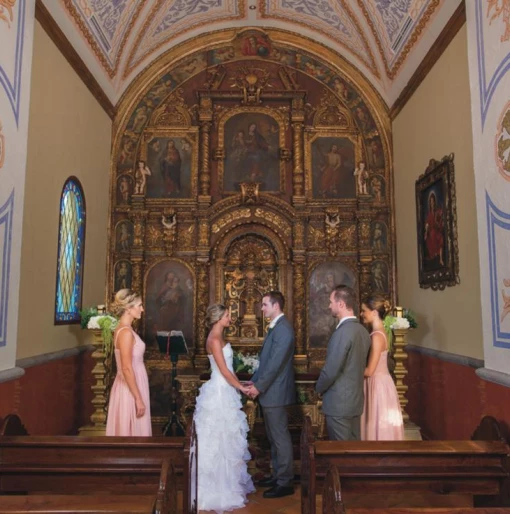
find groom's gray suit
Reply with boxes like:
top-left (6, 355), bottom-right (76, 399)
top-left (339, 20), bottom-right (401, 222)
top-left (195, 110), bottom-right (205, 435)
top-left (252, 315), bottom-right (295, 487)
top-left (316, 318), bottom-right (371, 440)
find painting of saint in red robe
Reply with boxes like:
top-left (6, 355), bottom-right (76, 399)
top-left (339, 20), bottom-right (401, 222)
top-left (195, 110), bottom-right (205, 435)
top-left (422, 188), bottom-right (447, 271)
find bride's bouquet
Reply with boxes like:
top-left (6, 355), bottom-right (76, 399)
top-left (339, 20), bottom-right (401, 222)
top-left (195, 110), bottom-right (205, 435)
top-left (233, 351), bottom-right (259, 374)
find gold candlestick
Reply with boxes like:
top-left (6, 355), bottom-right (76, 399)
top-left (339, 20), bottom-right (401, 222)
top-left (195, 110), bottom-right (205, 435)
top-left (79, 329), bottom-right (108, 436)
top-left (392, 327), bottom-right (409, 423)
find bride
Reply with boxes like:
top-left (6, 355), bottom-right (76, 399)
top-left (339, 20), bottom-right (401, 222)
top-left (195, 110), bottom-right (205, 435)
top-left (193, 304), bottom-right (255, 513)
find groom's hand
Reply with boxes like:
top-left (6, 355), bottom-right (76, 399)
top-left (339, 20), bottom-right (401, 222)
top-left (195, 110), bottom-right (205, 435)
top-left (247, 385), bottom-right (260, 399)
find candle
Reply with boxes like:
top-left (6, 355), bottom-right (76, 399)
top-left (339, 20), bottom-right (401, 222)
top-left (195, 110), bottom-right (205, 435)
top-left (395, 306), bottom-right (403, 318)
top-left (97, 304), bottom-right (105, 314)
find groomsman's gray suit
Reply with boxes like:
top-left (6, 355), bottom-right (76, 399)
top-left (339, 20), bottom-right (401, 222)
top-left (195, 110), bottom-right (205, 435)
top-left (316, 318), bottom-right (371, 440)
top-left (252, 315), bottom-right (295, 487)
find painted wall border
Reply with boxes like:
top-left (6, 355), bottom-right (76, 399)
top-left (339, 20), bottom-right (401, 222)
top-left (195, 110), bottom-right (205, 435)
top-left (0, 190), bottom-right (14, 347)
top-left (0, 0), bottom-right (26, 124)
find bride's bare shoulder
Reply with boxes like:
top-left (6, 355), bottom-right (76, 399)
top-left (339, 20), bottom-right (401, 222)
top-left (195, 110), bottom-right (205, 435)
top-left (206, 335), bottom-right (224, 353)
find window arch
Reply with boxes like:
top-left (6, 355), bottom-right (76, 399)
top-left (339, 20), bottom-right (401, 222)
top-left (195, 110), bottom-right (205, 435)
top-left (55, 177), bottom-right (86, 324)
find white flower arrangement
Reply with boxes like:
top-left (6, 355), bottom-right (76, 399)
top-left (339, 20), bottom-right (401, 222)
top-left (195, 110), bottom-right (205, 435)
top-left (390, 317), bottom-right (410, 330)
top-left (87, 315), bottom-right (118, 330)
top-left (233, 351), bottom-right (260, 373)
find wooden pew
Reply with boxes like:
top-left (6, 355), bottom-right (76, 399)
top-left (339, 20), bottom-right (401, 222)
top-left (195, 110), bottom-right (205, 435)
top-left (0, 418), bottom-right (197, 514)
top-left (323, 465), bottom-right (510, 514)
top-left (301, 416), bottom-right (510, 514)
top-left (0, 459), bottom-right (175, 514)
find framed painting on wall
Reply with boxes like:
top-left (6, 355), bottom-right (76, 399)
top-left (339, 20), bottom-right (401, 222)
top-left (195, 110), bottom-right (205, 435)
top-left (218, 107), bottom-right (286, 193)
top-left (415, 154), bottom-right (460, 290)
top-left (306, 131), bottom-right (361, 200)
top-left (140, 129), bottom-right (198, 199)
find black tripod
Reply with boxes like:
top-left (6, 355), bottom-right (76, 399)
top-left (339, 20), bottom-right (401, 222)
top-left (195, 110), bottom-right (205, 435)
top-left (163, 352), bottom-right (185, 436)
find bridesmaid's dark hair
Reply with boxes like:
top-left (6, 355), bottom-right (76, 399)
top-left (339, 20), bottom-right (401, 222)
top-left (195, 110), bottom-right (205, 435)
top-left (363, 294), bottom-right (392, 320)
top-left (206, 304), bottom-right (227, 327)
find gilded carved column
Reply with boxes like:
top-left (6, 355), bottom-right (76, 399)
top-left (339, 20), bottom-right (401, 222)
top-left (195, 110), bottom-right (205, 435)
top-left (357, 212), bottom-right (372, 298)
top-left (129, 210), bottom-right (148, 295)
top-left (195, 261), bottom-right (210, 359)
top-left (293, 261), bottom-right (306, 355)
top-left (199, 121), bottom-right (211, 197)
top-left (292, 121), bottom-right (305, 199)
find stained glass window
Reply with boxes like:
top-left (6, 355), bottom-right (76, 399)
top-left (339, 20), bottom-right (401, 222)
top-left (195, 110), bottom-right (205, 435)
top-left (55, 178), bottom-right (86, 324)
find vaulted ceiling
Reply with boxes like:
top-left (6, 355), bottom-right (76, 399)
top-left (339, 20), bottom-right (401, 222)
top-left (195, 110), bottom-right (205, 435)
top-left (41, 0), bottom-right (463, 107)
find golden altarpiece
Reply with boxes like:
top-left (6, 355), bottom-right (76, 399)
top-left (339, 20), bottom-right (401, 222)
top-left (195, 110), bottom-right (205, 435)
top-left (108, 29), bottom-right (394, 433)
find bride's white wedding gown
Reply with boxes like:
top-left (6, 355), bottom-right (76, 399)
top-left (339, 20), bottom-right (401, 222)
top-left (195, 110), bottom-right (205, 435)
top-left (193, 343), bottom-right (255, 513)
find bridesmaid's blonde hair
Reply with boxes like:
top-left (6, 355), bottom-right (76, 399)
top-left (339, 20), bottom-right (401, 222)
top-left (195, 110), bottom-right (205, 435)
top-left (363, 294), bottom-right (392, 320)
top-left (206, 304), bottom-right (227, 327)
top-left (111, 289), bottom-right (141, 317)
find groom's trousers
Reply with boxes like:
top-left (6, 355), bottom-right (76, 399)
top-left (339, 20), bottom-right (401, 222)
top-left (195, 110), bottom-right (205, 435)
top-left (262, 406), bottom-right (294, 487)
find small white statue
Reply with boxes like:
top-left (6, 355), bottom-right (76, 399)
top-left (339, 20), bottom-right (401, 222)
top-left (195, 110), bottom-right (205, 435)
top-left (353, 161), bottom-right (369, 195)
top-left (134, 160), bottom-right (151, 195)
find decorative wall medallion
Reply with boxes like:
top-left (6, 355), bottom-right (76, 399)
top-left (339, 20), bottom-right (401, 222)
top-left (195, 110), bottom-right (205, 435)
top-left (496, 101), bottom-right (510, 181)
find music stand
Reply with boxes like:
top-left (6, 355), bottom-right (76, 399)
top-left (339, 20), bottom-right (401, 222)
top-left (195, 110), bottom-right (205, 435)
top-left (157, 330), bottom-right (188, 437)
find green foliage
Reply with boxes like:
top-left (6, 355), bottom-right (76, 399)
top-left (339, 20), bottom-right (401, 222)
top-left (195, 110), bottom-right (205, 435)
top-left (79, 307), bottom-right (98, 329)
top-left (97, 316), bottom-right (117, 357)
top-left (403, 309), bottom-right (419, 329)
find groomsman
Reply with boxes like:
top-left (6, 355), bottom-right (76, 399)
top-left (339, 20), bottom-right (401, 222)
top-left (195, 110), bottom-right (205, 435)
top-left (247, 291), bottom-right (295, 498)
top-left (316, 285), bottom-right (371, 440)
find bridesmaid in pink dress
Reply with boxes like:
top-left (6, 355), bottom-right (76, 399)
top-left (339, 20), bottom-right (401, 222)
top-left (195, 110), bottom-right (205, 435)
top-left (106, 289), bottom-right (152, 436)
top-left (360, 295), bottom-right (404, 441)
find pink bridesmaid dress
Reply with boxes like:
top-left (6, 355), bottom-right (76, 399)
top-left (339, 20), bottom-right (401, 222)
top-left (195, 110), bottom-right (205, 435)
top-left (106, 327), bottom-right (152, 436)
top-left (361, 330), bottom-right (404, 441)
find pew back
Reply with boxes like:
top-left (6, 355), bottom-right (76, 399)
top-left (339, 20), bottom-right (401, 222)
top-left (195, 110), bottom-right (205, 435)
top-left (301, 416), bottom-right (510, 514)
top-left (0, 423), bottom-right (197, 514)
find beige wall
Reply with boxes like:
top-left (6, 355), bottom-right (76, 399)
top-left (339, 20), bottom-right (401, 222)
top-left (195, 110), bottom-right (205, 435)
top-left (393, 25), bottom-right (482, 359)
top-left (17, 21), bottom-right (111, 359)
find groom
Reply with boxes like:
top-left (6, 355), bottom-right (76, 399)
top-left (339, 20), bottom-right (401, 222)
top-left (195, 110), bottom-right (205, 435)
top-left (247, 291), bottom-right (295, 499)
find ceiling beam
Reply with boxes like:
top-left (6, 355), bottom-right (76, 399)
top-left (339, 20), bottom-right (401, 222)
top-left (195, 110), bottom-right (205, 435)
top-left (390, 1), bottom-right (466, 121)
top-left (35, 0), bottom-right (116, 120)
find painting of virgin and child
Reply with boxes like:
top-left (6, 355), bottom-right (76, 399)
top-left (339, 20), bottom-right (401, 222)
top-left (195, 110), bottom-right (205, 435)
top-left (223, 113), bottom-right (281, 192)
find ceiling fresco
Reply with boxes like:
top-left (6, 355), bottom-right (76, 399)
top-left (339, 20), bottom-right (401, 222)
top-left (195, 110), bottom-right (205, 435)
top-left (43, 0), bottom-right (462, 106)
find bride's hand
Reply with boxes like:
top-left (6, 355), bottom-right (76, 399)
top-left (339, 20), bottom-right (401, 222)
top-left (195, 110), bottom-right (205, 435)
top-left (239, 385), bottom-right (251, 396)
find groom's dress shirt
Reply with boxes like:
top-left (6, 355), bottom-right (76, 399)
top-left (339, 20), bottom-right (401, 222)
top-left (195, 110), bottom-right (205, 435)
top-left (269, 313), bottom-right (284, 329)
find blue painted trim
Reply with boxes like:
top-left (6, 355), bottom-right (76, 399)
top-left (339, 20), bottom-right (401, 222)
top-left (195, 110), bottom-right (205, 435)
top-left (486, 192), bottom-right (510, 348)
top-left (475, 0), bottom-right (510, 129)
top-left (0, 190), bottom-right (14, 347)
top-left (0, 0), bottom-right (26, 125)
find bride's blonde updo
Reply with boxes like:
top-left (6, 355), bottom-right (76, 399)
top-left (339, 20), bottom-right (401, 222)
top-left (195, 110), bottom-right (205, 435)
top-left (363, 294), bottom-right (392, 320)
top-left (206, 303), bottom-right (227, 327)
top-left (110, 289), bottom-right (141, 317)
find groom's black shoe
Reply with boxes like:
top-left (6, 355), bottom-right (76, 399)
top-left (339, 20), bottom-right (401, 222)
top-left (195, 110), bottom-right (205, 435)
top-left (257, 477), bottom-right (277, 488)
top-left (263, 485), bottom-right (295, 498)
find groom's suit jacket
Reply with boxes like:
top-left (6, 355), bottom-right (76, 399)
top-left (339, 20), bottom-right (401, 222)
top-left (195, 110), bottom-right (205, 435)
top-left (252, 315), bottom-right (295, 408)
top-left (315, 318), bottom-right (371, 417)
